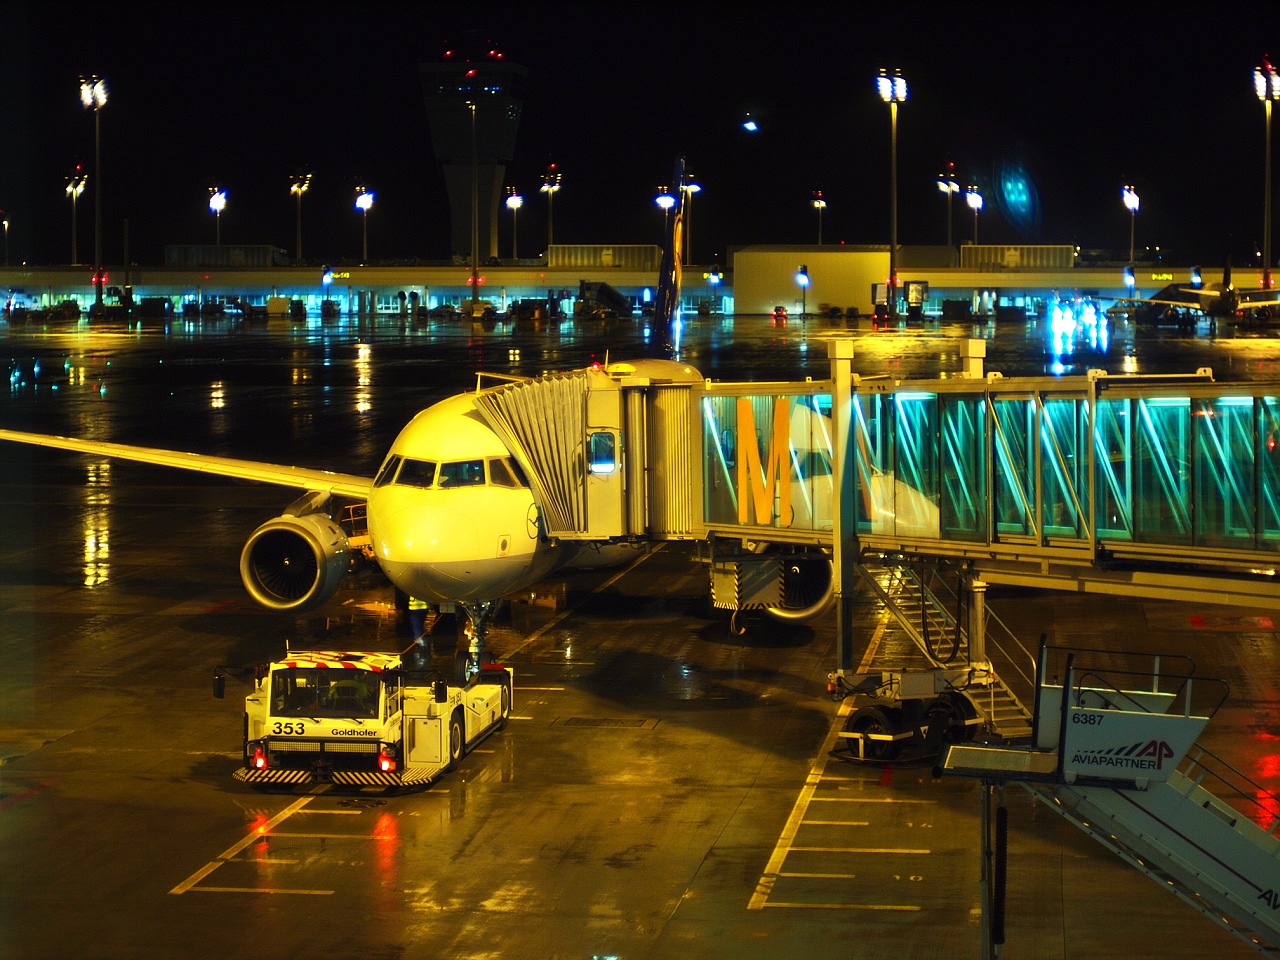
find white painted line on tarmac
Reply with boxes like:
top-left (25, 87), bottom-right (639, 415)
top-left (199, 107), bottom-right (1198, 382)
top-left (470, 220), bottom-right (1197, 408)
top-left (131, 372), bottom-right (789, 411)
top-left (761, 901), bottom-right (921, 911)
top-left (808, 795), bottom-right (935, 804)
top-left (749, 611), bottom-right (926, 913)
top-left (799, 819), bottom-right (871, 826)
top-left (170, 792), bottom-right (323, 895)
top-left (503, 544), bottom-right (665, 659)
top-left (788, 846), bottom-right (931, 854)
top-left (265, 832), bottom-right (395, 841)
top-left (187, 886), bottom-right (332, 895)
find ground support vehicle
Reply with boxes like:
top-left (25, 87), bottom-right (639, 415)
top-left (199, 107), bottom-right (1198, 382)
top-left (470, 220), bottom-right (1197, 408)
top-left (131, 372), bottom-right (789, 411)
top-left (219, 650), bottom-right (512, 789)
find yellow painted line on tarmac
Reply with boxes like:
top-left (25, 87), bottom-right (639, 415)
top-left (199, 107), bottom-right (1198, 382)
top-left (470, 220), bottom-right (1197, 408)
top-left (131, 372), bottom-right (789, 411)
top-left (170, 792), bottom-right (324, 895)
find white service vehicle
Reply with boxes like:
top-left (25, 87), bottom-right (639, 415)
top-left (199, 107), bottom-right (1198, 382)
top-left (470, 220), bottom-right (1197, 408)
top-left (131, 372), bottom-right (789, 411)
top-left (216, 650), bottom-right (512, 788)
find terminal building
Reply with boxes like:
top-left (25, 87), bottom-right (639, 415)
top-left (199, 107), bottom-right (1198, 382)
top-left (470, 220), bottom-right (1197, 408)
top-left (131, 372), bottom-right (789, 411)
top-left (0, 41), bottom-right (1240, 326)
top-left (0, 242), bottom-right (1202, 325)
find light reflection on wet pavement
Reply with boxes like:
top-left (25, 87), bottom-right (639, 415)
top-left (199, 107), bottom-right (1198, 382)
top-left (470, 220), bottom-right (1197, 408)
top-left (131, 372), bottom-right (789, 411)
top-left (1, 310), bottom-right (1277, 959)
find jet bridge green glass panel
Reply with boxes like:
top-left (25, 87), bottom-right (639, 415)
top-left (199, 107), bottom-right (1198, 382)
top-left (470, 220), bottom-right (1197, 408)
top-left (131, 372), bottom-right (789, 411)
top-left (1093, 389), bottom-right (1280, 549)
top-left (695, 373), bottom-right (1280, 567)
top-left (701, 387), bottom-right (834, 539)
top-left (852, 376), bottom-right (1280, 560)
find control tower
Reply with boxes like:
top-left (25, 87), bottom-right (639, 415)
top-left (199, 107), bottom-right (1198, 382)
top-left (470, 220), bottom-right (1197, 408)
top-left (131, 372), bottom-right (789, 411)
top-left (419, 42), bottom-right (528, 263)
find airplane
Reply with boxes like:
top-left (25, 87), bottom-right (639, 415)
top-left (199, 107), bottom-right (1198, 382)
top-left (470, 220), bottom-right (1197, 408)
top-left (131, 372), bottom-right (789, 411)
top-left (1111, 260), bottom-right (1280, 328)
top-left (0, 158), bottom-right (836, 679)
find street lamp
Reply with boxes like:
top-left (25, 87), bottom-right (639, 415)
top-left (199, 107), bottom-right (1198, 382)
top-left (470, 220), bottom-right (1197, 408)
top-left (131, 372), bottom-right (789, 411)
top-left (208, 187), bottom-right (226, 245)
top-left (812, 191), bottom-right (827, 245)
top-left (877, 68), bottom-right (907, 320)
top-left (290, 173), bottom-right (311, 262)
top-left (2, 217), bottom-right (7, 267)
top-left (505, 188), bottom-right (523, 260)
top-left (795, 264), bottom-right (810, 321)
top-left (936, 162), bottom-right (959, 249)
top-left (966, 186), bottom-right (983, 244)
top-left (1255, 59), bottom-right (1280, 289)
top-left (355, 186), bottom-right (374, 263)
top-left (1122, 184), bottom-right (1140, 267)
top-left (66, 167), bottom-right (87, 265)
top-left (79, 75), bottom-right (107, 308)
top-left (683, 181), bottom-right (701, 265)
top-left (540, 164), bottom-right (562, 250)
top-left (655, 187), bottom-right (675, 237)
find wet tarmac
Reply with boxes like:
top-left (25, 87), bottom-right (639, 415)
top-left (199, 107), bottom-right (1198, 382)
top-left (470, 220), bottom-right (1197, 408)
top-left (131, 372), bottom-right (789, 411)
top-left (1, 310), bottom-right (1278, 959)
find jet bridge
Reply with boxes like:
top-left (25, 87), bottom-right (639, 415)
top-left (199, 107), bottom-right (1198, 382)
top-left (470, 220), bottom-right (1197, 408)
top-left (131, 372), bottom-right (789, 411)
top-left (471, 346), bottom-right (1280, 617)
top-left (469, 348), bottom-right (1280, 952)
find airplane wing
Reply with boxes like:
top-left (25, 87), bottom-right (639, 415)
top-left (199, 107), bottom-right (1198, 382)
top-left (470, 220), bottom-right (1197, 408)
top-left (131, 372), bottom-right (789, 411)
top-left (1238, 290), bottom-right (1280, 309)
top-left (0, 429), bottom-right (373, 499)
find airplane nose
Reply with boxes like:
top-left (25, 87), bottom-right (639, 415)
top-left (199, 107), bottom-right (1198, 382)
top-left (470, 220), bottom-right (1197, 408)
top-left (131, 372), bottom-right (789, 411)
top-left (367, 485), bottom-right (552, 604)
top-left (368, 488), bottom-right (447, 598)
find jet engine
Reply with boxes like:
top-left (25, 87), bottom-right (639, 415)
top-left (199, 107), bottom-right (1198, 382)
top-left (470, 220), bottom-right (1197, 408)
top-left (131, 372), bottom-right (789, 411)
top-left (764, 552), bottom-right (835, 622)
top-left (239, 492), bottom-right (350, 612)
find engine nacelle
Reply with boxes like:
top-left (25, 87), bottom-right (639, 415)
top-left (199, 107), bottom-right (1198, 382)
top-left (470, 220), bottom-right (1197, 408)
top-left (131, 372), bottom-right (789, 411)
top-left (239, 511), bottom-right (350, 612)
top-left (765, 553), bottom-right (835, 622)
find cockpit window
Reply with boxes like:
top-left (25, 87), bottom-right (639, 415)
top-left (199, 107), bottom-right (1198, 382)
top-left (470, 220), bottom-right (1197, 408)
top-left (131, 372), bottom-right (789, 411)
top-left (373, 455), bottom-right (402, 488)
top-left (396, 459), bottom-right (437, 488)
top-left (488, 458), bottom-right (519, 487)
top-left (507, 458), bottom-right (530, 487)
top-left (437, 459), bottom-right (486, 487)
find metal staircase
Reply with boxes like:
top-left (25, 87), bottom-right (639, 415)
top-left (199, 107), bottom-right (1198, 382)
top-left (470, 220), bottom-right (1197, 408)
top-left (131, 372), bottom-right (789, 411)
top-left (938, 644), bottom-right (1280, 956)
top-left (855, 558), bottom-right (1035, 741)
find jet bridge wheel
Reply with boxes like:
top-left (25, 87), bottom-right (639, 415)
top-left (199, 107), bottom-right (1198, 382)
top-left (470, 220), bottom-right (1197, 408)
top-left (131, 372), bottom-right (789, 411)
top-left (922, 693), bottom-right (979, 751)
top-left (843, 705), bottom-right (905, 762)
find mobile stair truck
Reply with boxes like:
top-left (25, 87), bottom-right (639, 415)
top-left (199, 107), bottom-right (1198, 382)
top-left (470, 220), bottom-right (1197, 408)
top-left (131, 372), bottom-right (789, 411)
top-left (214, 650), bottom-right (512, 789)
top-left (936, 642), bottom-right (1280, 956)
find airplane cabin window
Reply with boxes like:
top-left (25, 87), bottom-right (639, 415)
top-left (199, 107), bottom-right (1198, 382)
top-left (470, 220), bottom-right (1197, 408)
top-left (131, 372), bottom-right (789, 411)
top-left (438, 459), bottom-right (486, 487)
top-left (373, 455), bottom-right (402, 488)
top-left (396, 459), bottom-right (437, 488)
top-left (488, 458), bottom-right (519, 487)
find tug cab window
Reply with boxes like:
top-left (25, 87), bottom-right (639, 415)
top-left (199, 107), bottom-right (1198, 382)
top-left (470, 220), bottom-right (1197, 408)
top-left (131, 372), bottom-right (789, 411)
top-left (271, 668), bottom-right (380, 720)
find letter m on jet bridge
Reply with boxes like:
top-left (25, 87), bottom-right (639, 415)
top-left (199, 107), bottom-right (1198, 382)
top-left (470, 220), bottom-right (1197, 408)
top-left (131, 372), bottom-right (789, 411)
top-left (737, 397), bottom-right (793, 526)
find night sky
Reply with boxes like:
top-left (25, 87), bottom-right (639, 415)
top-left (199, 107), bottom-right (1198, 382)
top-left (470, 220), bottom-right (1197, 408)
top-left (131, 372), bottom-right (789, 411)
top-left (4, 4), bottom-right (1278, 271)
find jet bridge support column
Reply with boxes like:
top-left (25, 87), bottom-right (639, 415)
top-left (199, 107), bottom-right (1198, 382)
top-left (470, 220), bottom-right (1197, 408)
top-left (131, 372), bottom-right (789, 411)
top-left (829, 340), bottom-right (857, 674)
top-left (968, 578), bottom-right (988, 665)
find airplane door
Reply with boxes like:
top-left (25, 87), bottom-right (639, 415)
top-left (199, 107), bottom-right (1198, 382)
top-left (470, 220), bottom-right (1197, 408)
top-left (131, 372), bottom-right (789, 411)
top-left (585, 387), bottom-right (624, 538)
